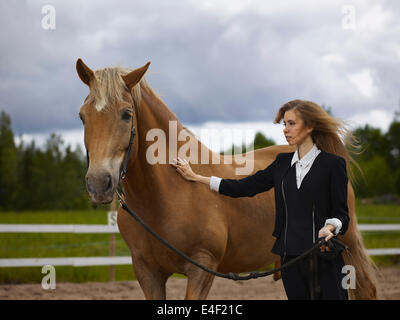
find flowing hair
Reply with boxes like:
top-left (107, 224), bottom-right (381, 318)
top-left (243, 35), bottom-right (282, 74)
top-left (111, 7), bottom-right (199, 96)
top-left (274, 99), bottom-right (361, 184)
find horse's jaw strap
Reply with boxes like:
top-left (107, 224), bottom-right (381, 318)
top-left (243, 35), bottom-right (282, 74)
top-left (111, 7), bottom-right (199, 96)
top-left (120, 126), bottom-right (136, 181)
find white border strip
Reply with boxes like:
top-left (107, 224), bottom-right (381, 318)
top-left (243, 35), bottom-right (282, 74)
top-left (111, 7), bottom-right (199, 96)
top-left (1, 224), bottom-right (399, 233)
top-left (0, 224), bottom-right (119, 233)
top-left (366, 248), bottom-right (400, 256)
top-left (358, 224), bottom-right (400, 231)
top-left (0, 256), bottom-right (132, 267)
top-left (0, 249), bottom-right (399, 267)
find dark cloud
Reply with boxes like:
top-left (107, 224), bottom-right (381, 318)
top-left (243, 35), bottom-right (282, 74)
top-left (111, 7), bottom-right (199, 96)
top-left (0, 0), bottom-right (399, 135)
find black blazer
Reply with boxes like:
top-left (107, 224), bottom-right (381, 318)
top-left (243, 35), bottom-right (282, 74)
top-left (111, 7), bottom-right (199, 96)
top-left (218, 150), bottom-right (350, 255)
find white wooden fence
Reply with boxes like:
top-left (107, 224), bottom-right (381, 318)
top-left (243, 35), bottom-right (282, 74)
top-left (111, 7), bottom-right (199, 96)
top-left (0, 223), bottom-right (399, 268)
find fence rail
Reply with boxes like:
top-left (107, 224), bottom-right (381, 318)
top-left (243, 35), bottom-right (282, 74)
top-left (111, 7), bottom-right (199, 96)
top-left (0, 257), bottom-right (131, 267)
top-left (358, 224), bottom-right (400, 231)
top-left (0, 223), bottom-right (399, 268)
top-left (0, 224), bottom-right (119, 233)
top-left (1, 223), bottom-right (399, 234)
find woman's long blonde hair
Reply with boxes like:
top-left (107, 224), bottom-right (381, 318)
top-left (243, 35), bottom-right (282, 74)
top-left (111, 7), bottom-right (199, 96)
top-left (274, 99), bottom-right (361, 183)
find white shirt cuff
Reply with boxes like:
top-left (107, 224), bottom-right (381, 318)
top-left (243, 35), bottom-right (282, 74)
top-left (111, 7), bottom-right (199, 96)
top-left (325, 218), bottom-right (342, 235)
top-left (210, 176), bottom-right (222, 192)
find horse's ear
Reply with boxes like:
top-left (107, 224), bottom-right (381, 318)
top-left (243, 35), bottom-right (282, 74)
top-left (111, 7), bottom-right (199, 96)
top-left (122, 62), bottom-right (151, 91)
top-left (76, 58), bottom-right (94, 86)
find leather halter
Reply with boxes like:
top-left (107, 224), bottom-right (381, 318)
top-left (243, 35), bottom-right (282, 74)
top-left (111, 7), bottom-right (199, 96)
top-left (119, 126), bottom-right (136, 181)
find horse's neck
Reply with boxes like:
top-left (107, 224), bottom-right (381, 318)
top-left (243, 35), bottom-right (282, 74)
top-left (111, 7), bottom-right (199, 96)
top-left (137, 83), bottom-right (189, 162)
top-left (124, 83), bottom-right (211, 204)
top-left (139, 84), bottom-right (184, 145)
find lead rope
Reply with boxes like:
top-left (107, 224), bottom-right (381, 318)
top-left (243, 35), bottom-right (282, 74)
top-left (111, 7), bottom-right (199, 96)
top-left (117, 189), bottom-right (336, 281)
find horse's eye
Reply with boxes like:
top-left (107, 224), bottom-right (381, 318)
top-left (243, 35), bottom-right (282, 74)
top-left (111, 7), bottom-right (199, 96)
top-left (79, 113), bottom-right (85, 125)
top-left (121, 110), bottom-right (132, 122)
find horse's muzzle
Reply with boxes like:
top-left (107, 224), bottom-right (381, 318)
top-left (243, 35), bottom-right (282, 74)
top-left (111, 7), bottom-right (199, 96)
top-left (86, 171), bottom-right (115, 204)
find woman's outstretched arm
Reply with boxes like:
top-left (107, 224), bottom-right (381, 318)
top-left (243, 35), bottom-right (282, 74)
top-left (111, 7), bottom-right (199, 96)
top-left (171, 156), bottom-right (278, 197)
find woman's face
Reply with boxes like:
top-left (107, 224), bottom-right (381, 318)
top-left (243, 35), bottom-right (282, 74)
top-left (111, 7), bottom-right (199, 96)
top-left (283, 109), bottom-right (313, 146)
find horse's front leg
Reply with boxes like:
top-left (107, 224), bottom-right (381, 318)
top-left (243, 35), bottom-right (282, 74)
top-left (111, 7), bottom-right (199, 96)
top-left (132, 256), bottom-right (172, 300)
top-left (184, 250), bottom-right (220, 300)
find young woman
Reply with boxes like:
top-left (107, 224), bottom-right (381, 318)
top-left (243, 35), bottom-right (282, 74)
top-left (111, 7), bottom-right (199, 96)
top-left (171, 99), bottom-right (357, 300)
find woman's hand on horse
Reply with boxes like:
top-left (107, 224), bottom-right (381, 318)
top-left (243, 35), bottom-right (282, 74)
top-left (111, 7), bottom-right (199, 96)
top-left (171, 157), bottom-right (198, 182)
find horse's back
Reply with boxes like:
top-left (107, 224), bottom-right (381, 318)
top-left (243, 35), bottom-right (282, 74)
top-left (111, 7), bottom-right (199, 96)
top-left (251, 144), bottom-right (295, 159)
top-left (218, 144), bottom-right (295, 174)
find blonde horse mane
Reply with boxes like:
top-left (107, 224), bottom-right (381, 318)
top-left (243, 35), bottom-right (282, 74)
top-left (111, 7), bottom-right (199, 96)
top-left (87, 66), bottom-right (153, 112)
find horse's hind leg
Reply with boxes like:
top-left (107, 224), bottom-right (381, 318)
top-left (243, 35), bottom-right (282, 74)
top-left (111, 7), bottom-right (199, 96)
top-left (184, 250), bottom-right (219, 300)
top-left (132, 257), bottom-right (171, 300)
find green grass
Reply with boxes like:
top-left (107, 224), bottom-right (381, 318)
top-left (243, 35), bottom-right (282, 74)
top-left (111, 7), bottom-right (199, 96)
top-left (0, 203), bottom-right (399, 284)
top-left (362, 231), bottom-right (400, 267)
top-left (355, 200), bottom-right (400, 224)
top-left (354, 200), bottom-right (400, 266)
top-left (0, 209), bottom-right (109, 224)
top-left (0, 209), bottom-right (138, 283)
top-left (0, 233), bottom-right (130, 258)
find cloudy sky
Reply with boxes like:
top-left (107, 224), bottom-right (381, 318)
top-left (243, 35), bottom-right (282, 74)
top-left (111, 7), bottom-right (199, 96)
top-left (1, 0), bottom-right (399, 151)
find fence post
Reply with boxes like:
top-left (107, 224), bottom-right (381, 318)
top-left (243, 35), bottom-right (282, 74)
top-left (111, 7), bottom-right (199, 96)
top-left (109, 196), bottom-right (116, 282)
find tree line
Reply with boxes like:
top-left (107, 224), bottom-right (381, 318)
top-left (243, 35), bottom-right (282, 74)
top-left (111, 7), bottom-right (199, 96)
top-left (352, 120), bottom-right (400, 198)
top-left (0, 111), bottom-right (89, 211)
top-left (1, 109), bottom-right (400, 211)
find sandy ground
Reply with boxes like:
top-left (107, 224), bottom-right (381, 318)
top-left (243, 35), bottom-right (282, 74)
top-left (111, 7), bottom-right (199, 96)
top-left (0, 267), bottom-right (399, 300)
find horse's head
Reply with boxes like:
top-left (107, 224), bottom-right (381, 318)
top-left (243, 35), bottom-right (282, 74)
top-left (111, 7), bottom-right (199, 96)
top-left (76, 58), bottom-right (150, 204)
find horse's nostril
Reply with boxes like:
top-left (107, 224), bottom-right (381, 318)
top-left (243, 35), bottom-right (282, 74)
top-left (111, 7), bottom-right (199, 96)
top-left (86, 177), bottom-right (95, 194)
top-left (106, 175), bottom-right (112, 193)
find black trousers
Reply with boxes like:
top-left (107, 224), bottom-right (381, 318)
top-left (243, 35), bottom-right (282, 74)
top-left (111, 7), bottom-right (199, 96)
top-left (280, 254), bottom-right (349, 300)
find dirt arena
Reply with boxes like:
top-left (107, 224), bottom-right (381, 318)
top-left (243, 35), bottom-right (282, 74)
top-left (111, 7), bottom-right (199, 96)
top-left (0, 267), bottom-right (399, 300)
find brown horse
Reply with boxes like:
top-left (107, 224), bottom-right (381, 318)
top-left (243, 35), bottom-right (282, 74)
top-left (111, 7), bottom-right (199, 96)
top-left (76, 59), bottom-right (377, 299)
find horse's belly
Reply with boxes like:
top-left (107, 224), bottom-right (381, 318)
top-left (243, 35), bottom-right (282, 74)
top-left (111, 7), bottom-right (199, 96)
top-left (218, 240), bottom-right (279, 273)
top-left (217, 197), bottom-right (279, 273)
